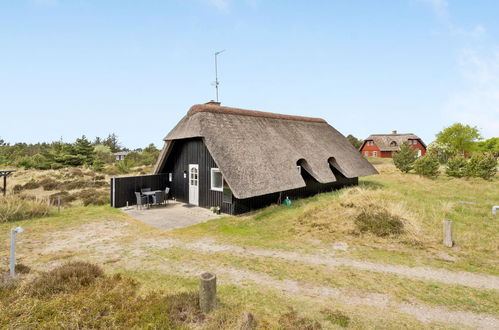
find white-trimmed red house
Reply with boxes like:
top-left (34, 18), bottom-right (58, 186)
top-left (359, 130), bottom-right (426, 158)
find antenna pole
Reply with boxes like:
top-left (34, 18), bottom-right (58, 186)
top-left (214, 50), bottom-right (225, 102)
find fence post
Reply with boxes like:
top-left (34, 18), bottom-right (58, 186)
top-left (57, 195), bottom-right (61, 212)
top-left (443, 219), bottom-right (453, 247)
top-left (492, 206), bottom-right (498, 216)
top-left (10, 227), bottom-right (24, 278)
top-left (199, 272), bottom-right (216, 313)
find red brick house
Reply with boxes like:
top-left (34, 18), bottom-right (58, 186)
top-left (359, 131), bottom-right (426, 158)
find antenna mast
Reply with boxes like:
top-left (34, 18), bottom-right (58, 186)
top-left (214, 50), bottom-right (225, 102)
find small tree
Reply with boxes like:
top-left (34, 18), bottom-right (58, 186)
top-left (464, 154), bottom-right (497, 180)
top-left (393, 142), bottom-right (417, 173)
top-left (446, 157), bottom-right (467, 178)
top-left (436, 123), bottom-right (481, 155)
top-left (414, 155), bottom-right (440, 177)
top-left (427, 141), bottom-right (454, 163)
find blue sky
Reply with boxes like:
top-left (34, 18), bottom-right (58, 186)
top-left (1, 0), bottom-right (498, 149)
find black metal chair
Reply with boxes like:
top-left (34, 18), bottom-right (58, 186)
top-left (152, 191), bottom-right (165, 206)
top-left (135, 192), bottom-right (148, 209)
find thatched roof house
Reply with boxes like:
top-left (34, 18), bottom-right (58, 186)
top-left (149, 102), bottom-right (377, 214)
top-left (360, 131), bottom-right (427, 158)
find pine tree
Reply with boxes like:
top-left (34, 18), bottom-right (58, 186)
top-left (393, 142), bottom-right (418, 173)
top-left (74, 136), bottom-right (96, 165)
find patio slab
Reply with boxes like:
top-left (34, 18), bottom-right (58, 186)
top-left (122, 201), bottom-right (221, 230)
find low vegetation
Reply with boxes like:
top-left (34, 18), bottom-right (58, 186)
top-left (0, 196), bottom-right (51, 222)
top-left (413, 155), bottom-right (440, 177)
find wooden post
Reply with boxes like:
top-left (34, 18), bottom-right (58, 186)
top-left (57, 196), bottom-right (61, 212)
top-left (3, 175), bottom-right (6, 196)
top-left (199, 272), bottom-right (216, 313)
top-left (443, 219), bottom-right (453, 247)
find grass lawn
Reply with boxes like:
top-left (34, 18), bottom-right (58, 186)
top-left (0, 160), bottom-right (498, 328)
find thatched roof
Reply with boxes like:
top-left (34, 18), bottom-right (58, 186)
top-left (154, 103), bottom-right (378, 199)
top-left (361, 133), bottom-right (426, 152)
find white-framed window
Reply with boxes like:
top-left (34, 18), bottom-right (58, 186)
top-left (364, 151), bottom-right (369, 156)
top-left (373, 151), bottom-right (378, 157)
top-left (210, 168), bottom-right (223, 192)
top-left (168, 173), bottom-right (173, 182)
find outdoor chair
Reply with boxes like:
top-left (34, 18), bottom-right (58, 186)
top-left (140, 188), bottom-right (151, 194)
top-left (135, 192), bottom-right (148, 209)
top-left (152, 191), bottom-right (165, 205)
top-left (164, 187), bottom-right (170, 204)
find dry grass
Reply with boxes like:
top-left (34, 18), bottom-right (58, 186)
top-left (0, 196), bottom-right (51, 222)
top-left (278, 308), bottom-right (322, 330)
top-left (295, 187), bottom-right (421, 241)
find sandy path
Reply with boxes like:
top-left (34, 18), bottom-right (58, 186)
top-left (31, 224), bottom-right (499, 329)
top-left (124, 257), bottom-right (499, 330)
top-left (138, 237), bottom-right (499, 291)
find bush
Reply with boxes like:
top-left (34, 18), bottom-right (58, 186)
top-left (446, 157), bottom-right (467, 178)
top-left (354, 208), bottom-right (404, 237)
top-left (0, 263), bottom-right (215, 329)
top-left (39, 177), bottom-right (60, 190)
top-left (28, 261), bottom-right (104, 297)
top-left (464, 154), bottom-right (497, 180)
top-left (393, 143), bottom-right (418, 173)
top-left (72, 189), bottom-right (109, 206)
top-left (49, 191), bottom-right (77, 205)
top-left (413, 155), bottom-right (440, 177)
top-left (0, 196), bottom-right (51, 222)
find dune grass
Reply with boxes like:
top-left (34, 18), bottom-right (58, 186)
top-left (173, 162), bottom-right (499, 275)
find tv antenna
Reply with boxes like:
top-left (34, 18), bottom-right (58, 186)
top-left (213, 50), bottom-right (225, 102)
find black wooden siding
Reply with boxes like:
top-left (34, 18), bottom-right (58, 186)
top-left (113, 138), bottom-right (359, 214)
top-left (111, 174), bottom-right (168, 208)
top-left (231, 169), bottom-right (357, 214)
top-left (160, 138), bottom-right (229, 212)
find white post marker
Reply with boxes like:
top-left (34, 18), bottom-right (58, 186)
top-left (493, 206), bottom-right (498, 216)
top-left (10, 227), bottom-right (24, 278)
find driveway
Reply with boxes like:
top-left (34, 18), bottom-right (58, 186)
top-left (122, 201), bottom-right (221, 230)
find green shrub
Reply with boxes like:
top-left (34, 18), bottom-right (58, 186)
top-left (413, 155), bottom-right (440, 177)
top-left (464, 154), bottom-right (497, 180)
top-left (446, 157), bottom-right (467, 178)
top-left (393, 143), bottom-right (417, 173)
top-left (354, 208), bottom-right (404, 237)
top-left (0, 196), bottom-right (51, 222)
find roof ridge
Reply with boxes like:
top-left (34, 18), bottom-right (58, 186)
top-left (187, 104), bottom-right (327, 123)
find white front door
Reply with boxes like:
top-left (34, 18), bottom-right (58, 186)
top-left (188, 164), bottom-right (199, 205)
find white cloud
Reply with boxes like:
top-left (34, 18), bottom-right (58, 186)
top-left (417, 0), bottom-right (486, 38)
top-left (444, 50), bottom-right (499, 138)
top-left (204, 0), bottom-right (230, 11)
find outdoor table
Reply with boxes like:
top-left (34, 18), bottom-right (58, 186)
top-left (142, 190), bottom-right (163, 205)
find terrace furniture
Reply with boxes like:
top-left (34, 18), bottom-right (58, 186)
top-left (135, 192), bottom-right (148, 209)
top-left (164, 187), bottom-right (170, 204)
top-left (140, 188), bottom-right (151, 194)
top-left (141, 190), bottom-right (163, 206)
top-left (152, 191), bottom-right (165, 205)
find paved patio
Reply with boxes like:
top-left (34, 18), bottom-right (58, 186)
top-left (122, 201), bottom-right (221, 230)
